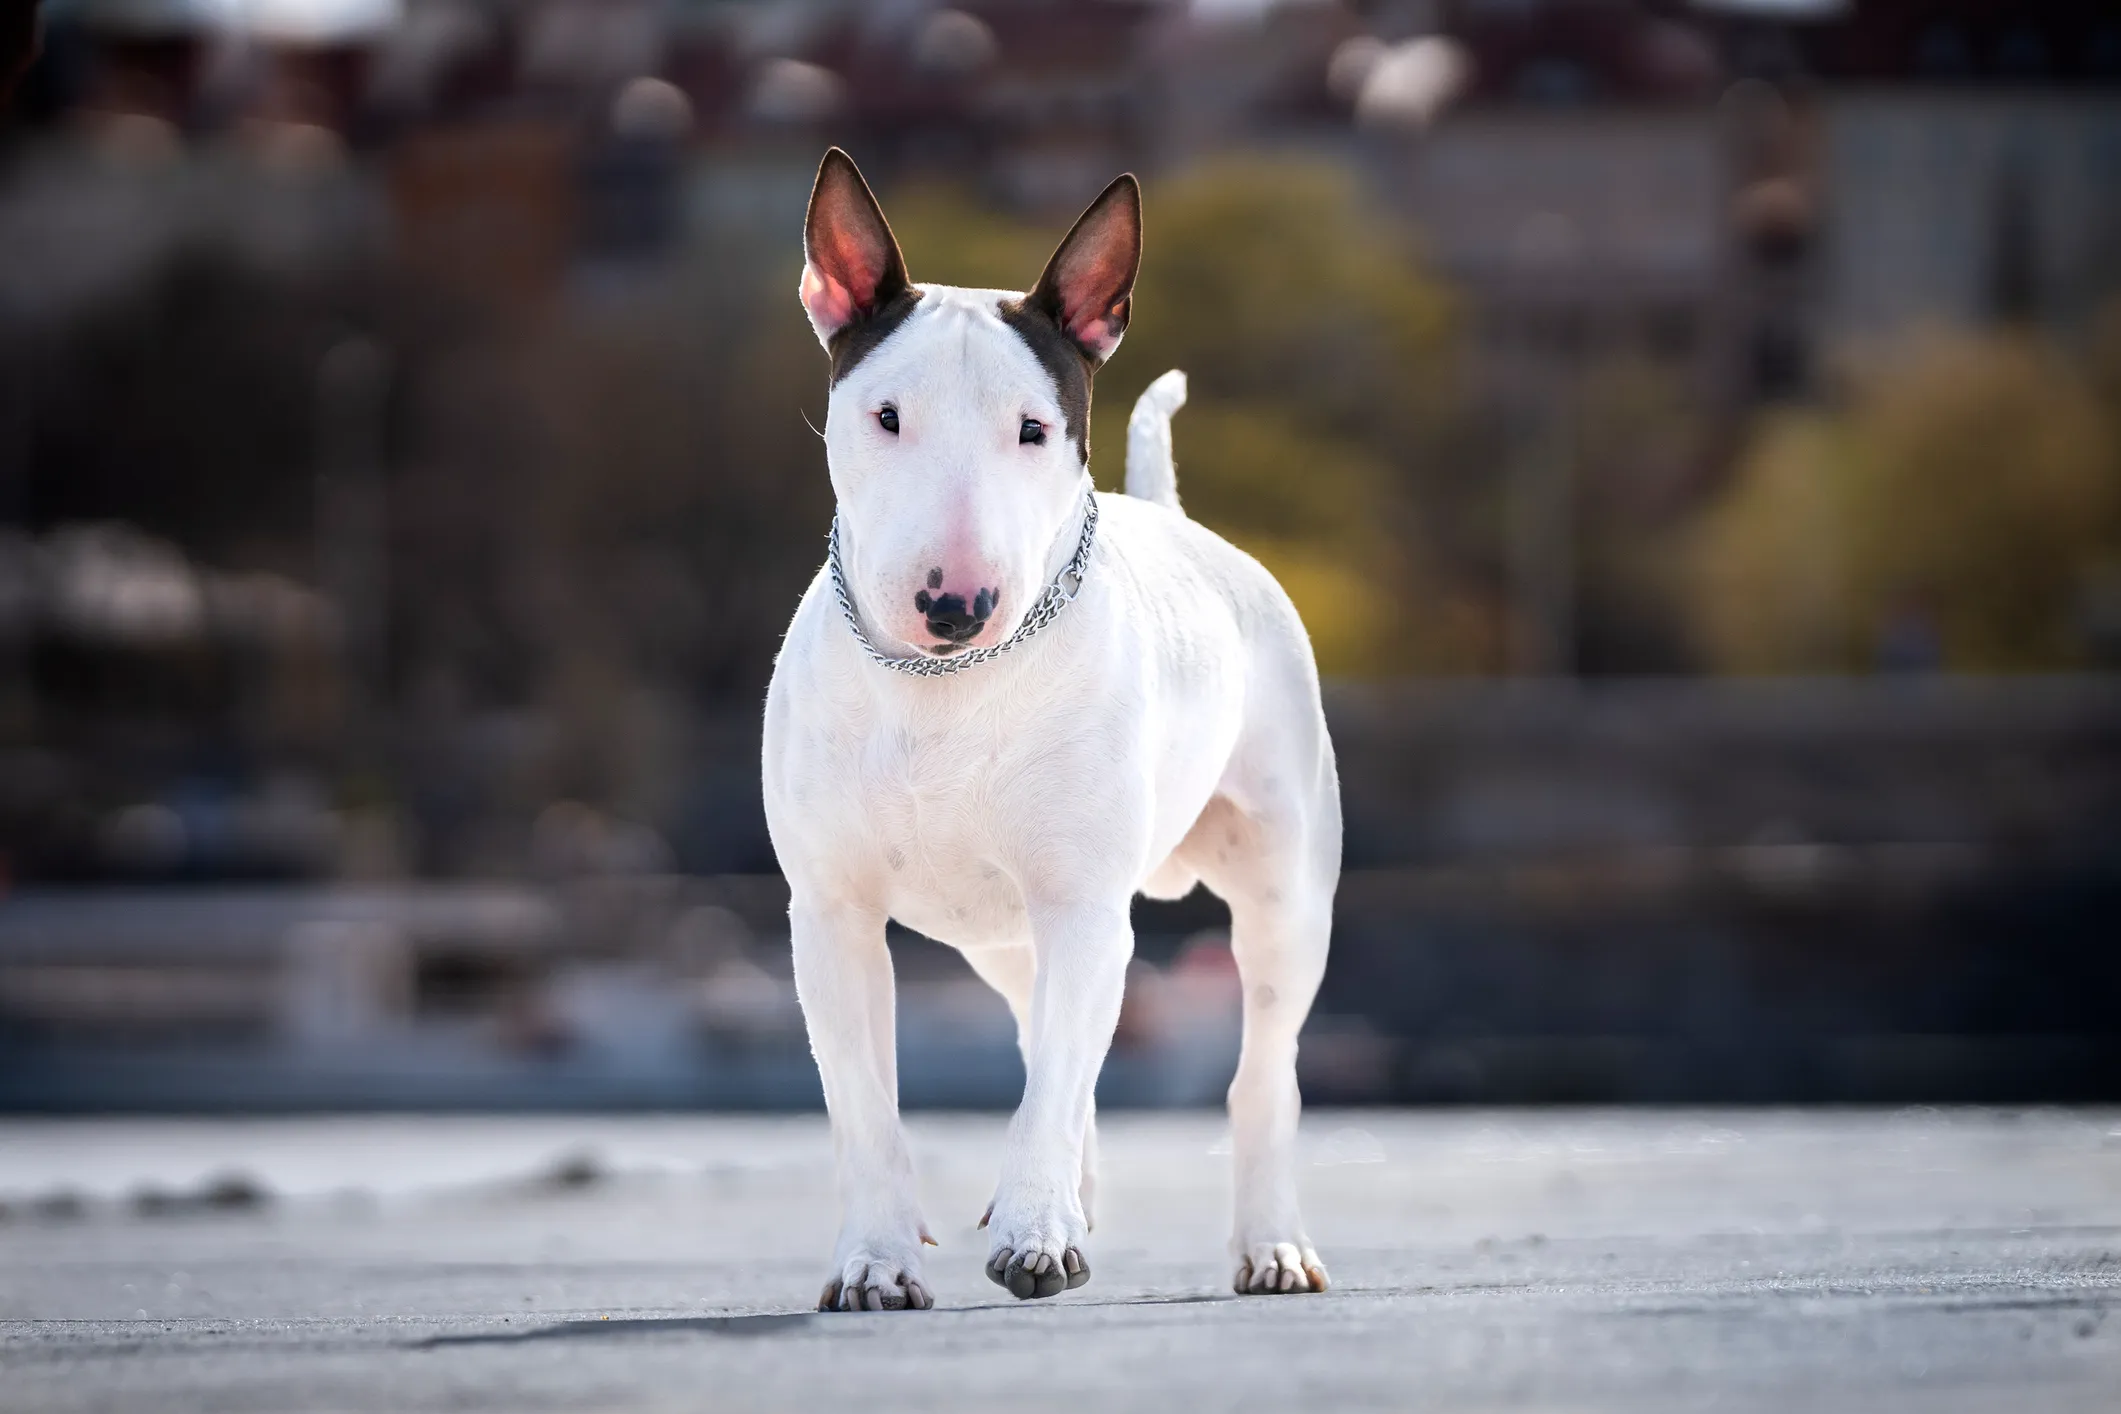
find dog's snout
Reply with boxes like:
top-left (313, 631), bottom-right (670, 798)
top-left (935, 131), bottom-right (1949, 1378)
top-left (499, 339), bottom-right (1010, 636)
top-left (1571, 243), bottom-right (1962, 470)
top-left (913, 582), bottom-right (999, 644)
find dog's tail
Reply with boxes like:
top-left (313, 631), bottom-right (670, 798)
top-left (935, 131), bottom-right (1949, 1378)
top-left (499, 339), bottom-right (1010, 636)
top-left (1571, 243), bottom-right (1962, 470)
top-left (1124, 369), bottom-right (1188, 514)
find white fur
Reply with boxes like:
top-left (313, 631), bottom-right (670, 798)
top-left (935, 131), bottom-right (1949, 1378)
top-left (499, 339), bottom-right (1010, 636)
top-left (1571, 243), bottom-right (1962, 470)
top-left (765, 283), bottom-right (1338, 1310)
top-left (1124, 368), bottom-right (1187, 512)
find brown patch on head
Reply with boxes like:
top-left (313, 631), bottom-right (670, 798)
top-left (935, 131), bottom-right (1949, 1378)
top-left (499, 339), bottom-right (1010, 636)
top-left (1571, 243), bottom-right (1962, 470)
top-left (997, 295), bottom-right (1093, 463)
top-left (829, 286), bottom-right (923, 385)
top-left (992, 172), bottom-right (1142, 465)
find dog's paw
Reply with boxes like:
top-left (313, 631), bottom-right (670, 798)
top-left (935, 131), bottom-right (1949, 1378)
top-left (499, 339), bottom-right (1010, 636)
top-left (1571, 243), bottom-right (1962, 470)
top-left (981, 1194), bottom-right (1090, 1300)
top-left (984, 1241), bottom-right (1088, 1300)
top-left (1233, 1240), bottom-right (1329, 1295)
top-left (818, 1237), bottom-right (935, 1312)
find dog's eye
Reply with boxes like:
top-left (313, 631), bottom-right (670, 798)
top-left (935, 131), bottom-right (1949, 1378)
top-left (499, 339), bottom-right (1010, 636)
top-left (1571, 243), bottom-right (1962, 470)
top-left (878, 406), bottom-right (899, 434)
top-left (1019, 418), bottom-right (1045, 446)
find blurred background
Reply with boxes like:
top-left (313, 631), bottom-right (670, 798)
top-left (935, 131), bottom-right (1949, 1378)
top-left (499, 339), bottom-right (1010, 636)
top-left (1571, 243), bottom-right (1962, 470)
top-left (0, 0), bottom-right (2115, 1113)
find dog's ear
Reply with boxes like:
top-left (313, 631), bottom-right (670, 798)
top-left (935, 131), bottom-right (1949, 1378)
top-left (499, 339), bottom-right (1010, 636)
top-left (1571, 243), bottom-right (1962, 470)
top-left (1024, 174), bottom-right (1141, 366)
top-left (800, 148), bottom-right (911, 348)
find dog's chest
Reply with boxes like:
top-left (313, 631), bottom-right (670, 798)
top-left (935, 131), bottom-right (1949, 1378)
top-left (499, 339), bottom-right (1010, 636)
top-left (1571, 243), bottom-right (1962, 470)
top-left (818, 713), bottom-right (1053, 945)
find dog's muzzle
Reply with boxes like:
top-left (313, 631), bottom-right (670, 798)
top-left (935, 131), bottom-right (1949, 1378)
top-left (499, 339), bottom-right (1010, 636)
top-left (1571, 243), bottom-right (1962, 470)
top-left (826, 486), bottom-right (1098, 678)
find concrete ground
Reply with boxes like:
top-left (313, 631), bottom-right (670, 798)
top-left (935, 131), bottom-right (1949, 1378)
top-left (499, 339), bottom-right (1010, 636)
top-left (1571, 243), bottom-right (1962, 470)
top-left (1, 1109), bottom-right (2117, 1412)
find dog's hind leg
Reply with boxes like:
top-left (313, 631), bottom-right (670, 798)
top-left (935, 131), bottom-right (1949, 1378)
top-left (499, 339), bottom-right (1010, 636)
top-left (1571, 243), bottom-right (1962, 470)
top-left (1224, 884), bottom-right (1331, 1293)
top-left (1183, 789), bottom-right (1336, 1295)
top-left (791, 898), bottom-right (935, 1312)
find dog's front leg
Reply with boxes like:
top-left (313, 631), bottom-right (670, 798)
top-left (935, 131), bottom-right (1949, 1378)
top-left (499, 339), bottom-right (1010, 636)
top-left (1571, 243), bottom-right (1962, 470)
top-left (791, 898), bottom-right (934, 1311)
top-left (983, 899), bottom-right (1132, 1299)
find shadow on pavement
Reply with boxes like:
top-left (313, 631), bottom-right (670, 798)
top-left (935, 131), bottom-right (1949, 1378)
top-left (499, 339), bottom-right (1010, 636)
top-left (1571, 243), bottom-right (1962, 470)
top-left (412, 1290), bottom-right (1242, 1348)
top-left (415, 1313), bottom-right (813, 1347)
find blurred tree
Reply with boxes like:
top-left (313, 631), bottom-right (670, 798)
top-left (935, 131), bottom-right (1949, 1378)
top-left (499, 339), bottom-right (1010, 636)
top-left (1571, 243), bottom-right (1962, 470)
top-left (1569, 355), bottom-right (1717, 674)
top-left (32, 251), bottom-right (345, 571)
top-left (1692, 331), bottom-right (2121, 673)
top-left (499, 246), bottom-right (831, 822)
top-left (889, 159), bottom-right (1496, 675)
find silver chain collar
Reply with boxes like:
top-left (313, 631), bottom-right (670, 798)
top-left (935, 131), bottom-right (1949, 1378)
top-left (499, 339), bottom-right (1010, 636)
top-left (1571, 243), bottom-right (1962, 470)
top-left (827, 486), bottom-right (1099, 677)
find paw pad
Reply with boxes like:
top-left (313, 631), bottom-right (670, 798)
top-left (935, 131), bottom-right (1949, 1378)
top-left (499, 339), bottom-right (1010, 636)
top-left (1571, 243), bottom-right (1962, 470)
top-left (984, 1245), bottom-right (1089, 1300)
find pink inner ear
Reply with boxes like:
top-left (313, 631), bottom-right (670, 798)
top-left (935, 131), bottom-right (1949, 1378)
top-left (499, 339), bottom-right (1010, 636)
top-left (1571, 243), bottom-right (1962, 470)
top-left (801, 262), bottom-right (857, 334)
top-left (824, 227), bottom-right (883, 297)
top-left (1054, 222), bottom-right (1134, 355)
top-left (1068, 297), bottom-right (1127, 359)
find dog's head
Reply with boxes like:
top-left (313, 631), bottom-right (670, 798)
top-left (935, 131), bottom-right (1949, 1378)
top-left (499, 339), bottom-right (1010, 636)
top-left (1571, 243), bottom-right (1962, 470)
top-left (799, 148), bottom-right (1139, 660)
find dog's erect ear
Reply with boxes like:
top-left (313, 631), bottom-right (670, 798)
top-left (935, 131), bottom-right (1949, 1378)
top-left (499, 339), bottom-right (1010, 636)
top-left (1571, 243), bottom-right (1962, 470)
top-left (1024, 174), bottom-right (1141, 366)
top-left (800, 148), bottom-right (911, 348)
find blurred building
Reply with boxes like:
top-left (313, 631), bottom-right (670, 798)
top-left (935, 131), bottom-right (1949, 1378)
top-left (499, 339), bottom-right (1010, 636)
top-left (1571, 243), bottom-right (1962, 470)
top-left (1822, 93), bottom-right (2121, 344)
top-left (12, 2), bottom-right (2118, 357)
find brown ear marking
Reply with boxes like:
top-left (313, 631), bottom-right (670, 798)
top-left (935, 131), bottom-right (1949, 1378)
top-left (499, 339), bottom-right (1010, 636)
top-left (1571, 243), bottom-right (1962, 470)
top-left (998, 173), bottom-right (1142, 462)
top-left (803, 148), bottom-right (919, 370)
top-left (1024, 173), bottom-right (1142, 367)
top-left (997, 295), bottom-right (1093, 464)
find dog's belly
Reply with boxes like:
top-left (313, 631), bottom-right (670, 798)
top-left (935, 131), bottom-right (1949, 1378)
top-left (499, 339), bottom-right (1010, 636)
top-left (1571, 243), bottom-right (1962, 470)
top-left (872, 821), bottom-right (1032, 947)
top-left (887, 870), bottom-right (1029, 949)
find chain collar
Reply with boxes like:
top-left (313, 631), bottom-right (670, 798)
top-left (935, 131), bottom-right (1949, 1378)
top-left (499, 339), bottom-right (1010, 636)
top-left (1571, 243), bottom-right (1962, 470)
top-left (827, 485), bottom-right (1099, 677)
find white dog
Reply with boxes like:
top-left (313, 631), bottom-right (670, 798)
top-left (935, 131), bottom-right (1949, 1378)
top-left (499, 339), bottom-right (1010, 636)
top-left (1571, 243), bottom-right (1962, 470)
top-left (764, 149), bottom-right (1339, 1310)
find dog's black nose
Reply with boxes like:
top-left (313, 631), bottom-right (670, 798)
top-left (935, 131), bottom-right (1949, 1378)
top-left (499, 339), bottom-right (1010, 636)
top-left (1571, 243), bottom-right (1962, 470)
top-left (914, 586), bottom-right (997, 643)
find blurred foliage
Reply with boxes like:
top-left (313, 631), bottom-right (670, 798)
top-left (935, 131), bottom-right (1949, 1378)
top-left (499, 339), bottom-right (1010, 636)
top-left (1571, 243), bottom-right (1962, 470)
top-left (1692, 328), bottom-right (2121, 672)
top-left (1568, 355), bottom-right (1717, 673)
top-left (23, 236), bottom-right (829, 859)
top-left (386, 244), bottom-right (831, 847)
top-left (890, 159), bottom-right (1498, 675)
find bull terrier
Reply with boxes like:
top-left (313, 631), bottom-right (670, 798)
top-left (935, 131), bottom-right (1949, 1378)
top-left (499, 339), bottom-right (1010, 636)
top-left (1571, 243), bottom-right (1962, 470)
top-left (764, 148), bottom-right (1339, 1310)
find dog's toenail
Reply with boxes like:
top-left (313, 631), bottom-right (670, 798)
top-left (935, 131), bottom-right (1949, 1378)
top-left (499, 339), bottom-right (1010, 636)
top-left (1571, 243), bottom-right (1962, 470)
top-left (1063, 1248), bottom-right (1090, 1289)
